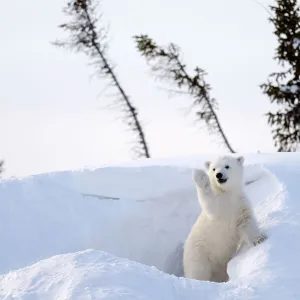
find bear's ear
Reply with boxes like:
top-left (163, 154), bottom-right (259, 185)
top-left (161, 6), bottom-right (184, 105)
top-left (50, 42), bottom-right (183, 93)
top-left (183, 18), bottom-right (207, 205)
top-left (204, 161), bottom-right (211, 170)
top-left (236, 156), bottom-right (244, 165)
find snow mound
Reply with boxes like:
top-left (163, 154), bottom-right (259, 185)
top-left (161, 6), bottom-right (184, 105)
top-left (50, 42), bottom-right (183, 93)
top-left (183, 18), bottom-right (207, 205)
top-left (0, 154), bottom-right (298, 299)
top-left (0, 250), bottom-right (219, 300)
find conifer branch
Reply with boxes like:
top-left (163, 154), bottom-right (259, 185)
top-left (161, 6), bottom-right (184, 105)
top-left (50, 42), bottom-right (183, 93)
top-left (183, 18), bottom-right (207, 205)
top-left (261, 0), bottom-right (300, 151)
top-left (134, 35), bottom-right (235, 153)
top-left (54, 0), bottom-right (150, 158)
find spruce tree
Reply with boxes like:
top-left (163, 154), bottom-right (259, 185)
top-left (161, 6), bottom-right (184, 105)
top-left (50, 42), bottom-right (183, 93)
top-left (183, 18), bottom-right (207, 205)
top-left (134, 35), bottom-right (235, 153)
top-left (261, 0), bottom-right (300, 151)
top-left (54, 0), bottom-right (150, 158)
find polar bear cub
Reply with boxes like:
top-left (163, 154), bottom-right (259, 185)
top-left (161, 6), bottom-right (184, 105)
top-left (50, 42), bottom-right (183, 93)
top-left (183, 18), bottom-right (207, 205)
top-left (183, 155), bottom-right (266, 283)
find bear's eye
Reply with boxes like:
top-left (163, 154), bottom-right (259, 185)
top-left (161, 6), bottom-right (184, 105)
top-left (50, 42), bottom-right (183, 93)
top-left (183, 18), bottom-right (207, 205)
top-left (212, 168), bottom-right (216, 171)
top-left (225, 165), bottom-right (230, 169)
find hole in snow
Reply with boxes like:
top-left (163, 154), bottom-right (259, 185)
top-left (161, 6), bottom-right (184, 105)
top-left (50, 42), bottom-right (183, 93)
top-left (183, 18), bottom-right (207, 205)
top-left (0, 164), bottom-right (285, 285)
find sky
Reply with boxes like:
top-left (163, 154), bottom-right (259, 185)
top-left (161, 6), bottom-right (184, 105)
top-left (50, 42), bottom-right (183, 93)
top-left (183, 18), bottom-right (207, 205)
top-left (0, 0), bottom-right (278, 178)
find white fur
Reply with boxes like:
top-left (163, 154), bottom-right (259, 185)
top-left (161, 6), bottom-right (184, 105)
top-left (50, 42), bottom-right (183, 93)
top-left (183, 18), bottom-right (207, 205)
top-left (183, 155), bottom-right (266, 283)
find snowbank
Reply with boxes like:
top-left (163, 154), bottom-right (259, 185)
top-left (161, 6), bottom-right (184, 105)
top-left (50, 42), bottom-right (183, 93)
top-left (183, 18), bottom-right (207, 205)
top-left (0, 154), bottom-right (298, 299)
top-left (0, 250), bottom-right (219, 300)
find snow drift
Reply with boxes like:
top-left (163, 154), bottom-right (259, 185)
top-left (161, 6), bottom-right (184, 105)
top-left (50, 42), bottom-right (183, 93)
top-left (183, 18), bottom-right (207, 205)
top-left (0, 154), bottom-right (298, 299)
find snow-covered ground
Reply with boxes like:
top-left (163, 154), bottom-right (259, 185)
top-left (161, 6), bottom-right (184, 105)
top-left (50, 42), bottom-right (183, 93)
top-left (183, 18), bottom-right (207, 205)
top-left (0, 153), bottom-right (298, 299)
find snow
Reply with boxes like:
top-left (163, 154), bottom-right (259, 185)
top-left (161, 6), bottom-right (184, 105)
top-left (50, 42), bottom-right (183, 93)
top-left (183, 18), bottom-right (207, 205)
top-left (279, 84), bottom-right (300, 94)
top-left (293, 38), bottom-right (300, 49)
top-left (0, 153), bottom-right (298, 299)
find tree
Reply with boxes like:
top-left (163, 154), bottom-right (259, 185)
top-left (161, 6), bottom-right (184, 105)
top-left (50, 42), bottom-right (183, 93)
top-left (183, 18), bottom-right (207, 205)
top-left (134, 35), bottom-right (235, 153)
top-left (54, 0), bottom-right (150, 158)
top-left (261, 0), bottom-right (300, 151)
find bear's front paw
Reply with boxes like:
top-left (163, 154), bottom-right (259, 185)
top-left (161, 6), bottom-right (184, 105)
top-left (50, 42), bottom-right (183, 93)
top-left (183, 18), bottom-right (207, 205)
top-left (192, 169), bottom-right (210, 189)
top-left (253, 233), bottom-right (268, 246)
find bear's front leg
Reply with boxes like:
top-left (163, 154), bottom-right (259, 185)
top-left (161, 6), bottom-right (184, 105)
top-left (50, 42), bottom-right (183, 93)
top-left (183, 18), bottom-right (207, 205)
top-left (193, 169), bottom-right (219, 218)
top-left (237, 204), bottom-right (268, 248)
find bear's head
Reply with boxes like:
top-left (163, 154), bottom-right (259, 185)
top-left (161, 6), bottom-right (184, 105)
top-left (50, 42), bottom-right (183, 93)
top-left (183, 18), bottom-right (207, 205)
top-left (205, 155), bottom-right (244, 192)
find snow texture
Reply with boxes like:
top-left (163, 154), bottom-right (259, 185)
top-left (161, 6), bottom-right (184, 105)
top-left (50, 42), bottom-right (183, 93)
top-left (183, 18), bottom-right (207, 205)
top-left (279, 84), bottom-right (300, 94)
top-left (0, 153), bottom-right (298, 299)
top-left (293, 38), bottom-right (300, 49)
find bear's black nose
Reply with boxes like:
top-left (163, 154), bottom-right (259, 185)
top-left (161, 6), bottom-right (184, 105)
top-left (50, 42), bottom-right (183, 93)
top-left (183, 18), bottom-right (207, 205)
top-left (216, 172), bottom-right (223, 179)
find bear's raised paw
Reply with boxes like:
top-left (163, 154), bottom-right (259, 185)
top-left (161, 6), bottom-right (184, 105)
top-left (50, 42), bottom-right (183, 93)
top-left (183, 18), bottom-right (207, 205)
top-left (192, 169), bottom-right (210, 189)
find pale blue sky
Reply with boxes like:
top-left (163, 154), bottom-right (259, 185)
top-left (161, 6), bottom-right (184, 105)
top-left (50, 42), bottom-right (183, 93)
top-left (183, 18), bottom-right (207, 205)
top-left (1, 0), bottom-right (277, 177)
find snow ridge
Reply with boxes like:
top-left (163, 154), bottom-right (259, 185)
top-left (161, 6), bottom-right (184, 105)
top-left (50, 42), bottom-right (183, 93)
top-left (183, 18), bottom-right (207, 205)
top-left (0, 155), bottom-right (297, 299)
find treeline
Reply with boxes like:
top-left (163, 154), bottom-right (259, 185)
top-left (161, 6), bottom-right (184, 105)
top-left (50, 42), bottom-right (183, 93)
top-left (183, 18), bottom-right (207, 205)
top-left (54, 0), bottom-right (300, 158)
